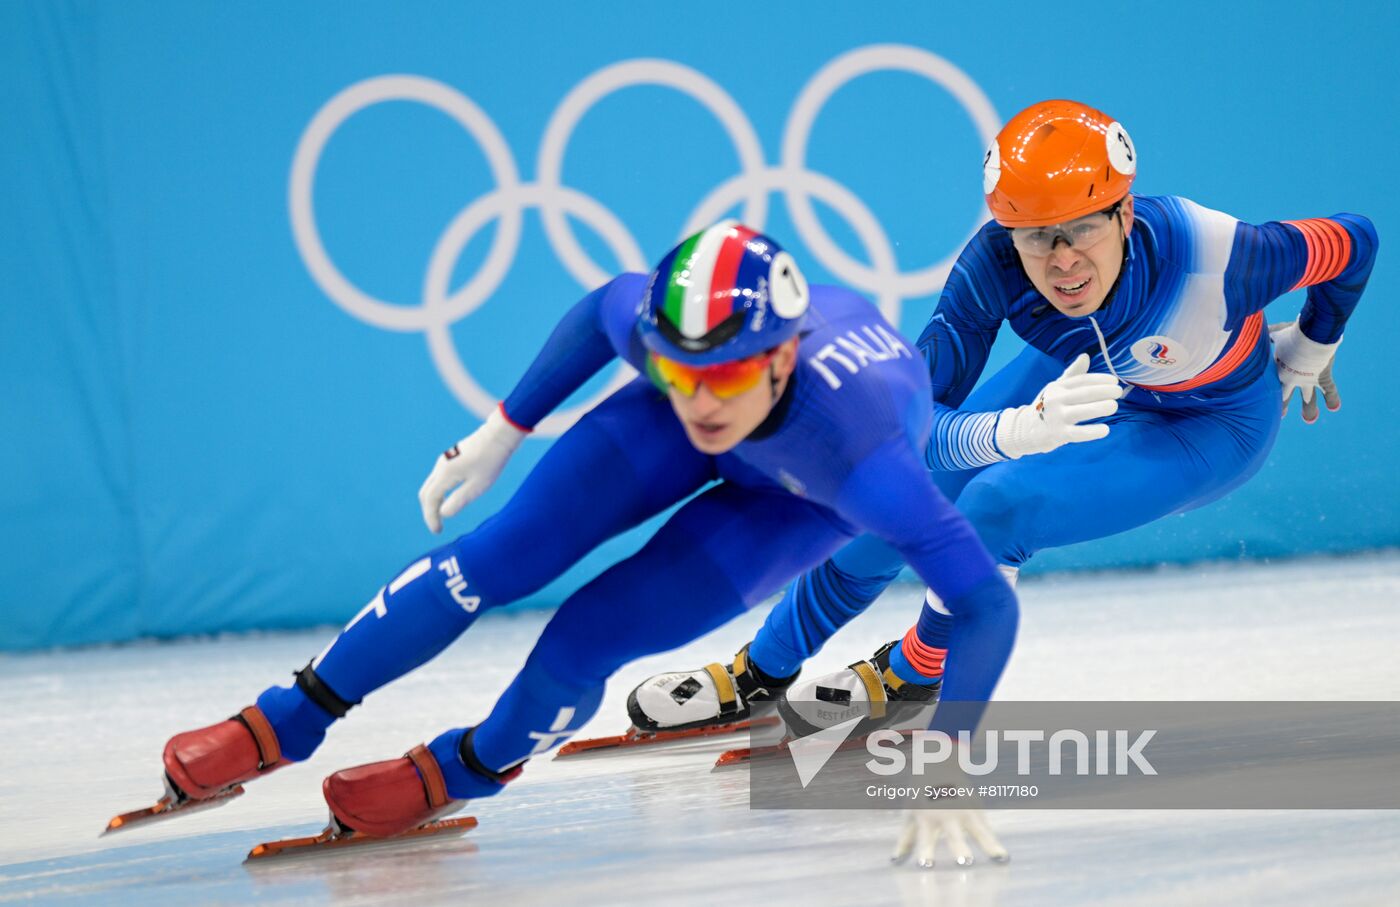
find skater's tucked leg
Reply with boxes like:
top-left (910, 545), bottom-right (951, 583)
top-left (165, 382), bottom-right (712, 798)
top-left (747, 534), bottom-right (905, 679)
top-left (891, 374), bottom-right (1280, 689)
top-left (463, 484), bottom-right (850, 783)
top-left (312, 380), bottom-right (711, 697)
top-left (314, 483), bottom-right (842, 834)
top-left (319, 483), bottom-right (850, 822)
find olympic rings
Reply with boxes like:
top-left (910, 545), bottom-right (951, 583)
top-left (423, 184), bottom-right (646, 437)
top-left (684, 167), bottom-right (901, 321)
top-left (781, 45), bottom-right (1001, 298)
top-left (288, 45), bottom-right (998, 436)
top-left (290, 75), bottom-right (523, 333)
top-left (535, 58), bottom-right (769, 292)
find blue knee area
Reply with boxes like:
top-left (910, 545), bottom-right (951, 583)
top-left (530, 535), bottom-right (751, 686)
top-left (749, 541), bottom-right (902, 678)
top-left (930, 464), bottom-right (979, 503)
top-left (255, 683), bottom-right (335, 762)
top-left (312, 544), bottom-right (484, 705)
top-left (955, 471), bottom-right (1037, 567)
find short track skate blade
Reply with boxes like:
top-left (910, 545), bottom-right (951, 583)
top-left (554, 716), bottom-right (777, 759)
top-left (712, 740), bottom-right (788, 770)
top-left (245, 816), bottom-right (478, 862)
top-left (102, 785), bottom-right (246, 835)
top-left (713, 732), bottom-right (872, 771)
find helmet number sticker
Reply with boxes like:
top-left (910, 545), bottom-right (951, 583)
top-left (1107, 122), bottom-right (1136, 175)
top-left (983, 140), bottom-right (1002, 194)
top-left (769, 251), bottom-right (810, 319)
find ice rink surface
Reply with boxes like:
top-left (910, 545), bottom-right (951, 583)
top-left (2, 553), bottom-right (1399, 906)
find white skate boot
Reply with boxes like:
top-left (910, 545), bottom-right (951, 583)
top-left (778, 640), bottom-right (940, 738)
top-left (627, 643), bottom-right (798, 732)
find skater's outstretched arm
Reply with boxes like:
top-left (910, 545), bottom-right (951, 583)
top-left (420, 273), bottom-right (651, 531)
top-left (498, 273), bottom-right (652, 429)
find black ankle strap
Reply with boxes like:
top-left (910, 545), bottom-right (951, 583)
top-left (746, 657), bottom-right (798, 690)
top-left (294, 661), bottom-right (359, 719)
top-left (458, 727), bottom-right (523, 785)
top-left (734, 643), bottom-right (798, 697)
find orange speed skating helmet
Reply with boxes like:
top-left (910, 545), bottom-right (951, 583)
top-left (983, 100), bottom-right (1137, 227)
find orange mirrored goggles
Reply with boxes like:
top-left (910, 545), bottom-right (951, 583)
top-left (649, 350), bottom-right (776, 399)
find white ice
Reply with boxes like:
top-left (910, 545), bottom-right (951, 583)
top-left (2, 554), bottom-right (1399, 906)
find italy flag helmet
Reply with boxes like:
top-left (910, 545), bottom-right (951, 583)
top-left (639, 221), bottom-right (811, 366)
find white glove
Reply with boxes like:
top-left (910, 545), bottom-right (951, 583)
top-left (418, 407), bottom-right (529, 533)
top-left (994, 353), bottom-right (1123, 459)
top-left (891, 807), bottom-right (1009, 869)
top-left (1269, 321), bottom-right (1341, 424)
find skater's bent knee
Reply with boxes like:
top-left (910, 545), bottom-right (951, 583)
top-left (957, 474), bottom-right (1044, 552)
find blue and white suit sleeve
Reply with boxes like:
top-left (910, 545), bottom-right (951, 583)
top-left (916, 228), bottom-right (1016, 472)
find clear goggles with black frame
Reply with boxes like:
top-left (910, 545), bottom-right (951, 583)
top-left (1007, 202), bottom-right (1123, 257)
